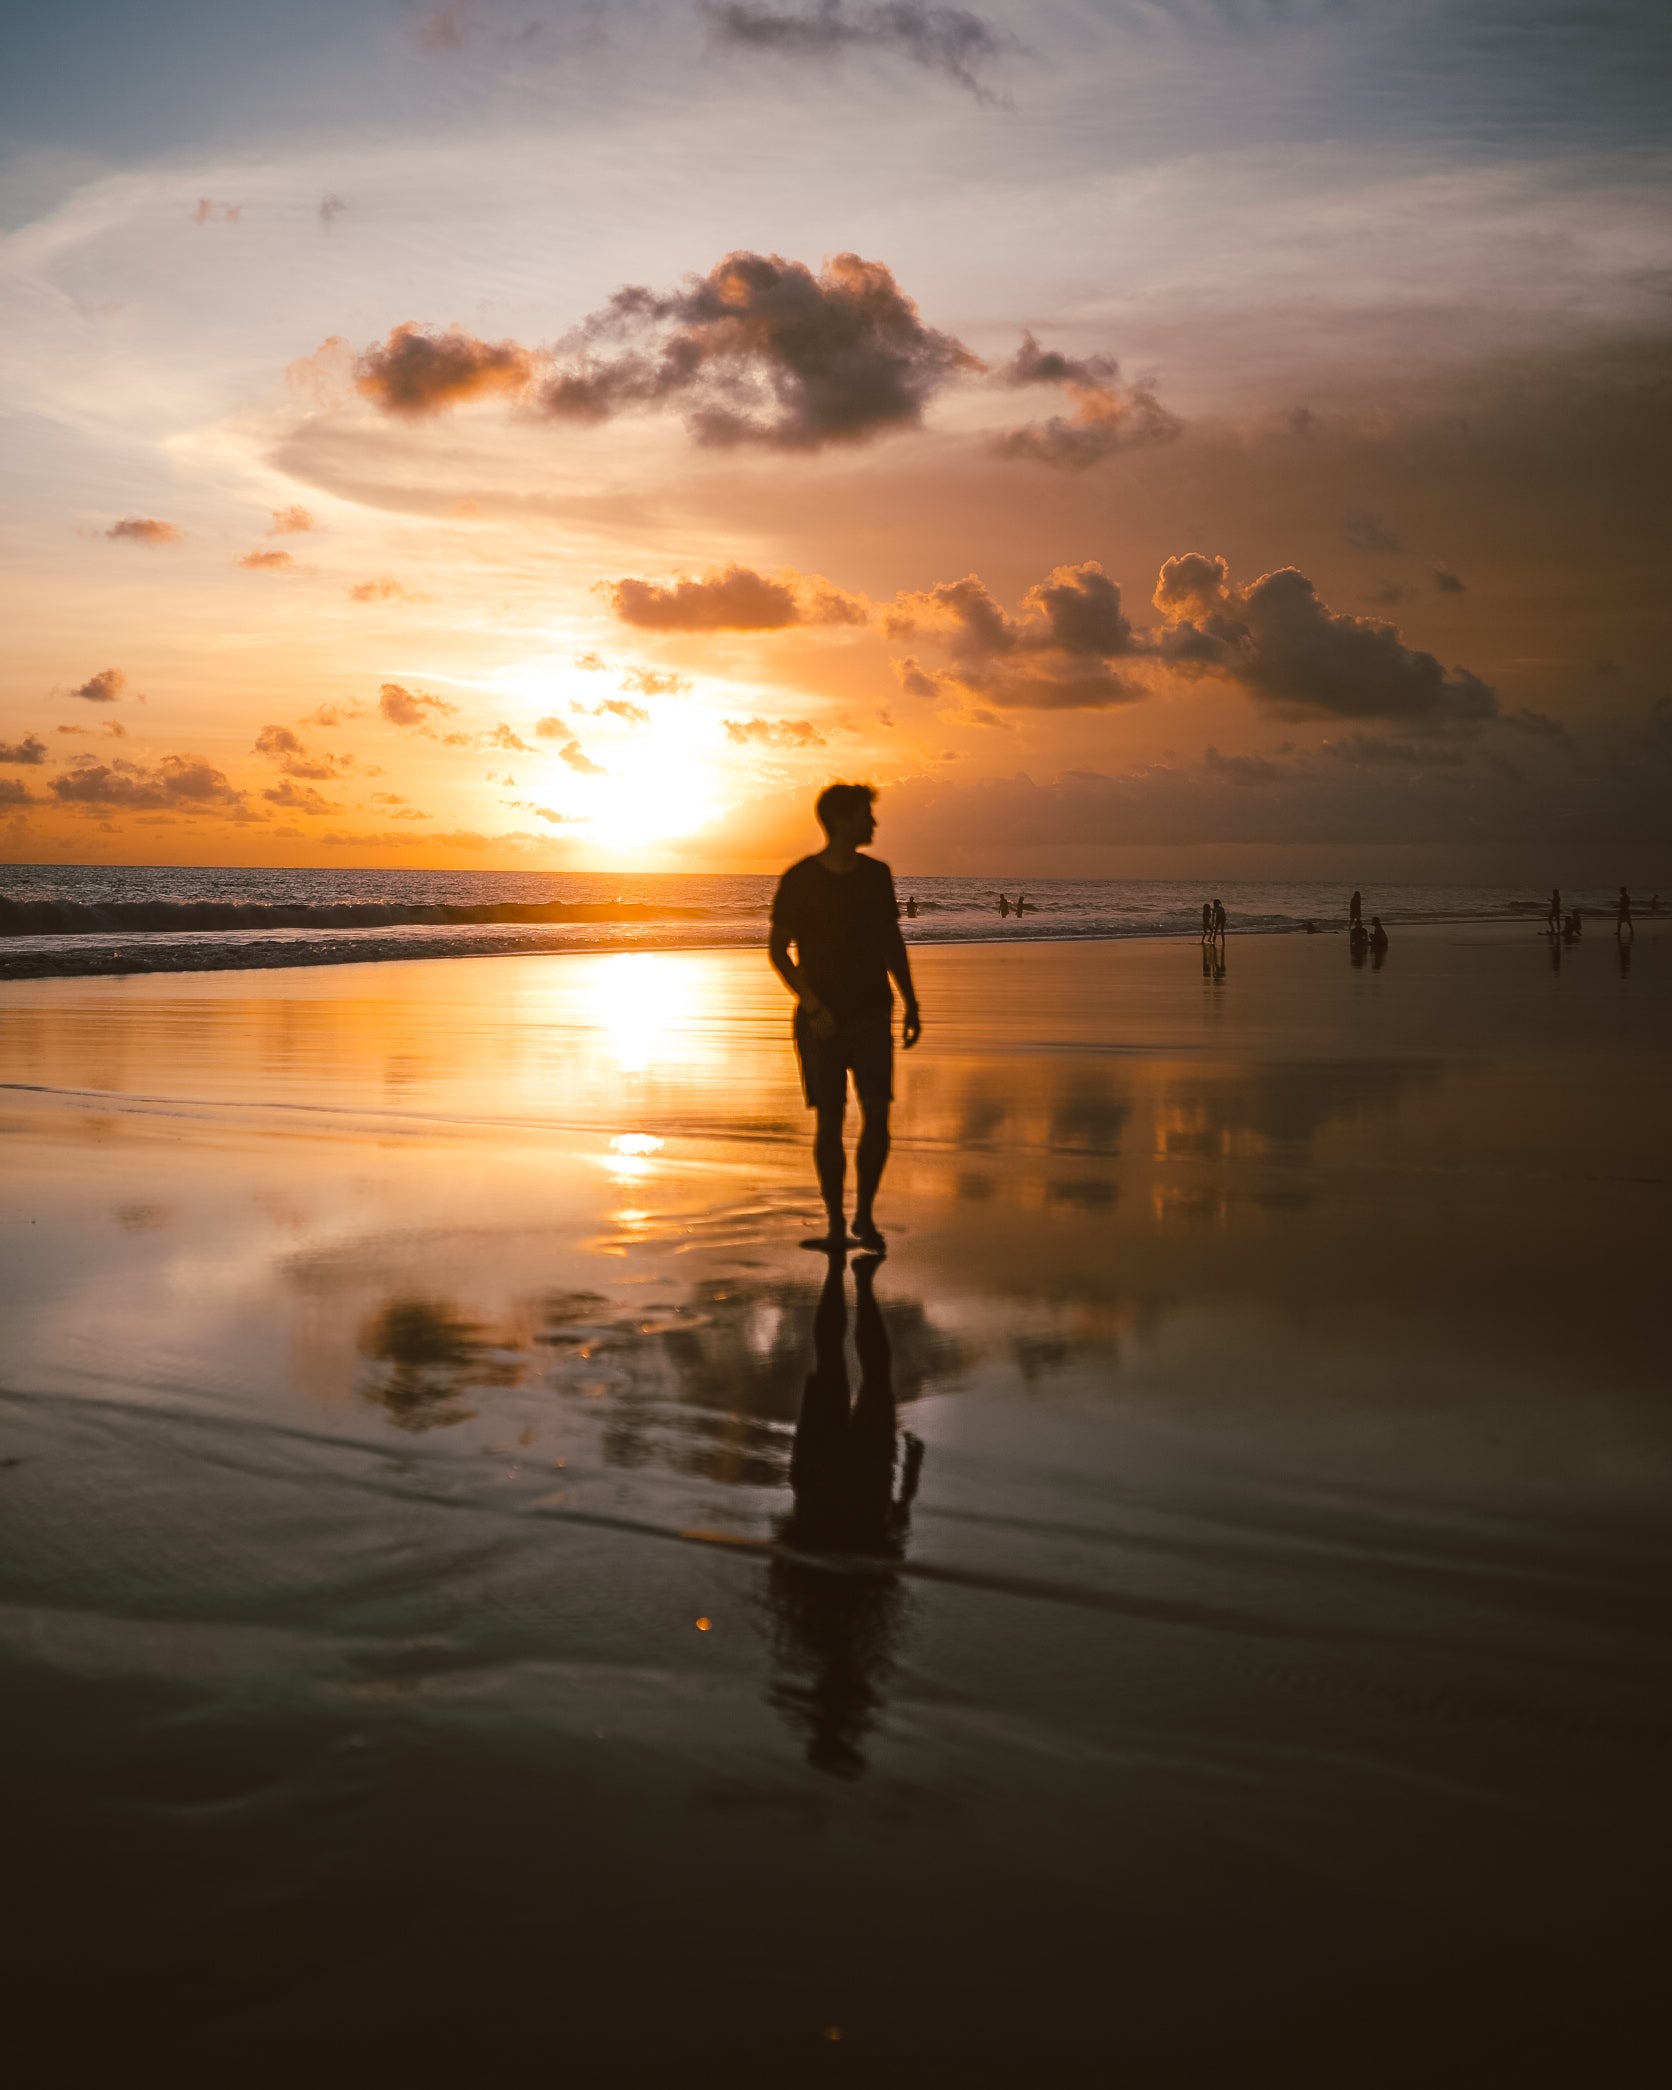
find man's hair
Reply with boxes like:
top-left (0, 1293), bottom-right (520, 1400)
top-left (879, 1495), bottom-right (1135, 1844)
top-left (814, 781), bottom-right (877, 835)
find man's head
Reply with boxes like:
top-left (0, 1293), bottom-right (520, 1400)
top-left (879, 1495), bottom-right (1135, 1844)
top-left (815, 781), bottom-right (877, 846)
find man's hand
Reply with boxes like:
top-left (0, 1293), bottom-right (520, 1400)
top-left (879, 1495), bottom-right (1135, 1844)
top-left (801, 995), bottom-right (837, 1041)
top-left (901, 1002), bottom-right (922, 1050)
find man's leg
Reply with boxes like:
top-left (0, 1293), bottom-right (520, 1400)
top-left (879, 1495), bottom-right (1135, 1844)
top-left (853, 1093), bottom-right (890, 1247)
top-left (813, 1095), bottom-right (848, 1239)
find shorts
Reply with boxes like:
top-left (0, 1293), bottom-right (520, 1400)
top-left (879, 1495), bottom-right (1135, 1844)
top-left (794, 1007), bottom-right (893, 1113)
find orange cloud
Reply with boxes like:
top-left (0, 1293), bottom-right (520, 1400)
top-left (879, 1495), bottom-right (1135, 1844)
top-left (353, 323), bottom-right (535, 418)
top-left (105, 516), bottom-right (182, 546)
top-left (379, 682), bottom-right (458, 727)
top-left (236, 548), bottom-right (295, 571)
top-left (269, 506), bottom-right (317, 535)
top-left (69, 668), bottom-right (126, 704)
top-left (607, 563), bottom-right (866, 631)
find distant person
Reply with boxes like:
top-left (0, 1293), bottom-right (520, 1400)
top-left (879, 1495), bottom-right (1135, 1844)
top-left (1015, 893), bottom-right (1030, 915)
top-left (905, 895), bottom-right (919, 920)
top-left (1562, 910), bottom-right (1582, 944)
top-left (1617, 886), bottom-right (1632, 934)
top-left (1349, 889), bottom-right (1363, 931)
top-left (1369, 916), bottom-right (1388, 958)
top-left (770, 783), bottom-right (921, 1254)
top-left (1650, 894), bottom-right (1661, 914)
top-left (1547, 887), bottom-right (1561, 934)
top-left (998, 893), bottom-right (1011, 919)
top-left (1201, 902), bottom-right (1213, 941)
top-left (1212, 897), bottom-right (1226, 939)
top-left (1350, 919), bottom-right (1369, 964)
top-left (1302, 919), bottom-right (1319, 935)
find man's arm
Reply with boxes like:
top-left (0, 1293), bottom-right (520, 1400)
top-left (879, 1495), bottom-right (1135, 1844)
top-left (884, 878), bottom-right (922, 1049)
top-left (769, 891), bottom-right (836, 1038)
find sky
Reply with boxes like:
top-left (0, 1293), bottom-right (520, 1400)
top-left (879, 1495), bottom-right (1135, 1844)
top-left (2, 0), bottom-right (1669, 880)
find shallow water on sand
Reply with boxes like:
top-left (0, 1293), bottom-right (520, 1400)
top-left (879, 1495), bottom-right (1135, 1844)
top-left (2, 927), bottom-right (1669, 2077)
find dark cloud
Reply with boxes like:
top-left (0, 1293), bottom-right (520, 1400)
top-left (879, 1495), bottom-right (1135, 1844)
top-left (701, 1), bottom-right (1011, 104)
top-left (262, 778), bottom-right (341, 813)
top-left (1433, 565), bottom-right (1467, 594)
top-left (608, 563), bottom-right (865, 631)
top-left (1342, 509), bottom-right (1404, 554)
top-left (724, 716), bottom-right (827, 748)
top-left (69, 668), bottom-right (125, 704)
top-left (236, 548), bottom-right (295, 571)
top-left (50, 753), bottom-right (251, 816)
top-left (56, 720), bottom-right (126, 739)
top-left (0, 734), bottom-right (47, 765)
top-left (353, 324), bottom-right (536, 419)
top-left (319, 194), bottom-right (348, 228)
top-left (253, 723), bottom-right (344, 779)
top-left (379, 682), bottom-right (458, 727)
top-left (1202, 745), bottom-right (1296, 786)
top-left (991, 331), bottom-right (1182, 469)
top-left (541, 250), bottom-right (978, 450)
top-left (270, 506), bottom-right (317, 535)
top-left (886, 561), bottom-right (1144, 710)
top-left (0, 778), bottom-right (36, 807)
top-left (1152, 554), bottom-right (1497, 725)
top-left (105, 516), bottom-right (182, 546)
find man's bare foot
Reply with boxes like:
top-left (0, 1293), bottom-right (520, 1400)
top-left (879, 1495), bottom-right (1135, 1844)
top-left (800, 1230), bottom-right (856, 1253)
top-left (851, 1215), bottom-right (886, 1254)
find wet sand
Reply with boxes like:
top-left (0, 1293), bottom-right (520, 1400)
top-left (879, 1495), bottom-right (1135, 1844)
top-left (2, 926), bottom-right (1668, 2079)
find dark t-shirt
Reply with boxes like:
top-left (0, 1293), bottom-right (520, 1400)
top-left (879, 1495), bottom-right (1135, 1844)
top-left (771, 854), bottom-right (901, 1022)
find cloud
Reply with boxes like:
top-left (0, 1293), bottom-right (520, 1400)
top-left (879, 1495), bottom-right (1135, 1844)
top-left (193, 198), bottom-right (241, 225)
top-left (379, 682), bottom-right (458, 726)
top-left (105, 516), bottom-right (182, 546)
top-left (352, 324), bottom-right (536, 418)
top-left (886, 561), bottom-right (1144, 710)
top-left (724, 716), bottom-right (827, 748)
top-left (56, 720), bottom-right (126, 739)
top-left (575, 652), bottom-right (609, 672)
top-left (0, 734), bottom-right (47, 765)
top-left (1152, 554), bottom-right (1497, 724)
top-left (348, 577), bottom-right (423, 603)
top-left (69, 668), bottom-right (126, 704)
top-left (1342, 509), bottom-right (1404, 554)
top-left (236, 548), bottom-right (295, 571)
top-left (50, 753), bottom-right (251, 815)
top-left (253, 723), bottom-right (345, 779)
top-left (319, 194), bottom-right (348, 228)
top-left (482, 723), bottom-right (534, 752)
top-left (620, 665), bottom-right (689, 696)
top-left (548, 249), bottom-right (978, 450)
top-left (261, 778), bottom-right (342, 813)
top-left (558, 739), bottom-right (606, 774)
top-left (701, 1), bottom-right (1011, 104)
top-left (508, 801), bottom-right (583, 824)
top-left (1433, 565), bottom-right (1467, 594)
top-left (991, 332), bottom-right (1182, 469)
top-left (607, 562), bottom-right (865, 630)
top-left (534, 715), bottom-right (570, 739)
top-left (587, 699), bottom-right (650, 725)
top-left (269, 506), bottom-right (317, 535)
top-left (0, 778), bottom-right (37, 807)
top-left (1202, 745), bottom-right (1297, 786)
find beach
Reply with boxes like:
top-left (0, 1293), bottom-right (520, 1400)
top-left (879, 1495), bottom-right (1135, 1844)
top-left (3, 924), bottom-right (1668, 2078)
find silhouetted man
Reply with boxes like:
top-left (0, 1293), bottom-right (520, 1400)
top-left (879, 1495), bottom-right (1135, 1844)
top-left (1618, 886), bottom-right (1633, 934)
top-left (1212, 896), bottom-right (1226, 939)
top-left (1349, 889), bottom-right (1363, 930)
top-left (770, 783), bottom-right (921, 1253)
top-left (1548, 886), bottom-right (1561, 934)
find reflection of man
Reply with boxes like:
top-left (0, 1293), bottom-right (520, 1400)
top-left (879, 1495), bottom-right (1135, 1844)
top-left (770, 783), bottom-right (921, 1253)
top-left (769, 1251), bottom-right (924, 1777)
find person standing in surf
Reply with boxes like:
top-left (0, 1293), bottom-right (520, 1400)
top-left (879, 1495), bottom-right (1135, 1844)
top-left (770, 784), bottom-right (922, 1254)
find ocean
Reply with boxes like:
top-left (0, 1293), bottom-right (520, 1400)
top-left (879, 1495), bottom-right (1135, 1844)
top-left (0, 863), bottom-right (1622, 980)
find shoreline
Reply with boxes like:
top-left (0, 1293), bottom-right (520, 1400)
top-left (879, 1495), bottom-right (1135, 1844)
top-left (2, 908), bottom-right (1638, 984)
